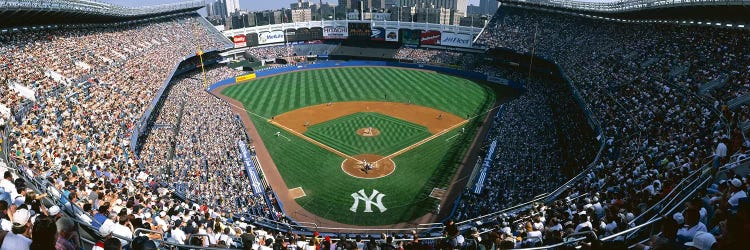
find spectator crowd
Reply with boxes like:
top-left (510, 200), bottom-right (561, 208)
top-left (0, 3), bottom-right (749, 250)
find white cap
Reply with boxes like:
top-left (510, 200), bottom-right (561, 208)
top-left (731, 178), bottom-right (743, 188)
top-left (12, 209), bottom-right (30, 225)
top-left (48, 205), bottom-right (61, 216)
top-left (684, 232), bottom-right (716, 250)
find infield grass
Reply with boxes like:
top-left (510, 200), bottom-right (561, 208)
top-left (305, 112), bottom-right (432, 156)
top-left (222, 67), bottom-right (495, 225)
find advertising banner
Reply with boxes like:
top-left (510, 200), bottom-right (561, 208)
top-left (246, 33), bottom-right (259, 47)
top-left (233, 34), bottom-right (246, 48)
top-left (238, 141), bottom-right (264, 195)
top-left (399, 29), bottom-right (420, 46)
top-left (259, 30), bottom-right (285, 44)
top-left (420, 30), bottom-right (441, 45)
top-left (370, 27), bottom-right (385, 41)
top-left (385, 28), bottom-right (399, 42)
top-left (441, 33), bottom-right (473, 48)
top-left (235, 73), bottom-right (257, 83)
top-left (323, 26), bottom-right (348, 39)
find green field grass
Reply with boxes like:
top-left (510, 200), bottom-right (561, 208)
top-left (305, 112), bottom-right (432, 156)
top-left (222, 67), bottom-right (495, 225)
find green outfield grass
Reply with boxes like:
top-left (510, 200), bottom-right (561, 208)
top-left (305, 112), bottom-right (432, 156)
top-left (222, 67), bottom-right (496, 225)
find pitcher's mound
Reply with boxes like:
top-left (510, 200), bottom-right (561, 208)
top-left (356, 127), bottom-right (380, 137)
top-left (341, 154), bottom-right (396, 179)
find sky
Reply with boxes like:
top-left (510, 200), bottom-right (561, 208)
top-left (104, 0), bottom-right (484, 12)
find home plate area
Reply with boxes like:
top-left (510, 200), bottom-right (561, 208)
top-left (289, 187), bottom-right (306, 199)
top-left (429, 188), bottom-right (447, 200)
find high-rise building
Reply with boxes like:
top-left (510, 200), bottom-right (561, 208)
top-left (398, 0), bottom-right (467, 17)
top-left (291, 0), bottom-right (313, 22)
top-left (291, 0), bottom-right (311, 10)
top-left (339, 0), bottom-right (386, 12)
top-left (479, 0), bottom-right (499, 15)
top-left (209, 0), bottom-right (225, 17)
top-left (292, 8), bottom-right (313, 22)
top-left (224, 0), bottom-right (240, 17)
top-left (205, 2), bottom-right (213, 17)
top-left (466, 4), bottom-right (481, 15)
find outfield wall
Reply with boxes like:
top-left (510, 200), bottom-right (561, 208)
top-left (206, 60), bottom-right (525, 92)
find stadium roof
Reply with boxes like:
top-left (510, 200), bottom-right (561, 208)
top-left (0, 0), bottom-right (204, 28)
top-left (500, 0), bottom-right (750, 23)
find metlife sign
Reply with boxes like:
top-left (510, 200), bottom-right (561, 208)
top-left (440, 33), bottom-right (473, 48)
top-left (259, 30), bottom-right (285, 44)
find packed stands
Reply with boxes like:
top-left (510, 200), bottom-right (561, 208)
top-left (0, 1), bottom-right (749, 249)
top-left (444, 4), bottom-right (750, 248)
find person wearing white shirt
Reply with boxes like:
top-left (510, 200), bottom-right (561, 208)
top-left (0, 172), bottom-right (18, 199)
top-left (728, 178), bottom-right (747, 209)
top-left (714, 139), bottom-right (727, 168)
top-left (110, 216), bottom-right (133, 246)
top-left (217, 227), bottom-right (233, 246)
top-left (206, 227), bottom-right (217, 246)
top-left (676, 209), bottom-right (707, 243)
top-left (170, 222), bottom-right (187, 245)
top-left (198, 224), bottom-right (209, 247)
top-left (1, 209), bottom-right (33, 250)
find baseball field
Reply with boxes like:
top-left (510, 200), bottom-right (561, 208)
top-left (220, 67), bottom-right (496, 226)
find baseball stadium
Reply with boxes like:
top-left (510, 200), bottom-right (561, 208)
top-left (0, 0), bottom-right (749, 250)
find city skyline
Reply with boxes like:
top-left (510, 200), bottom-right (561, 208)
top-left (103, 0), bottom-right (486, 11)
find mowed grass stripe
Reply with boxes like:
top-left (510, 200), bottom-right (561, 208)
top-left (304, 112), bottom-right (431, 156)
top-left (222, 67), bottom-right (496, 225)
top-left (224, 67), bottom-right (488, 117)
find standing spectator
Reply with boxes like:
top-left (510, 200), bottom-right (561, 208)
top-left (2, 208), bottom-right (32, 250)
top-left (714, 138), bottom-right (728, 170)
top-left (30, 216), bottom-right (57, 250)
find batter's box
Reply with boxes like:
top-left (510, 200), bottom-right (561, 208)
top-left (289, 187), bottom-right (306, 199)
top-left (429, 188), bottom-right (447, 200)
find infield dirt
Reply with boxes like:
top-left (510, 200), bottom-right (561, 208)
top-left (272, 101), bottom-right (464, 134)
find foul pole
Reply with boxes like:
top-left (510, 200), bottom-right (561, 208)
top-left (192, 21), bottom-right (208, 89)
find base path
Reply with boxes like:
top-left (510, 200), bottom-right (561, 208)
top-left (273, 101), bottom-right (464, 134)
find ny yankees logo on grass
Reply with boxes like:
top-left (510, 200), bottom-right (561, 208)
top-left (350, 189), bottom-right (387, 213)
